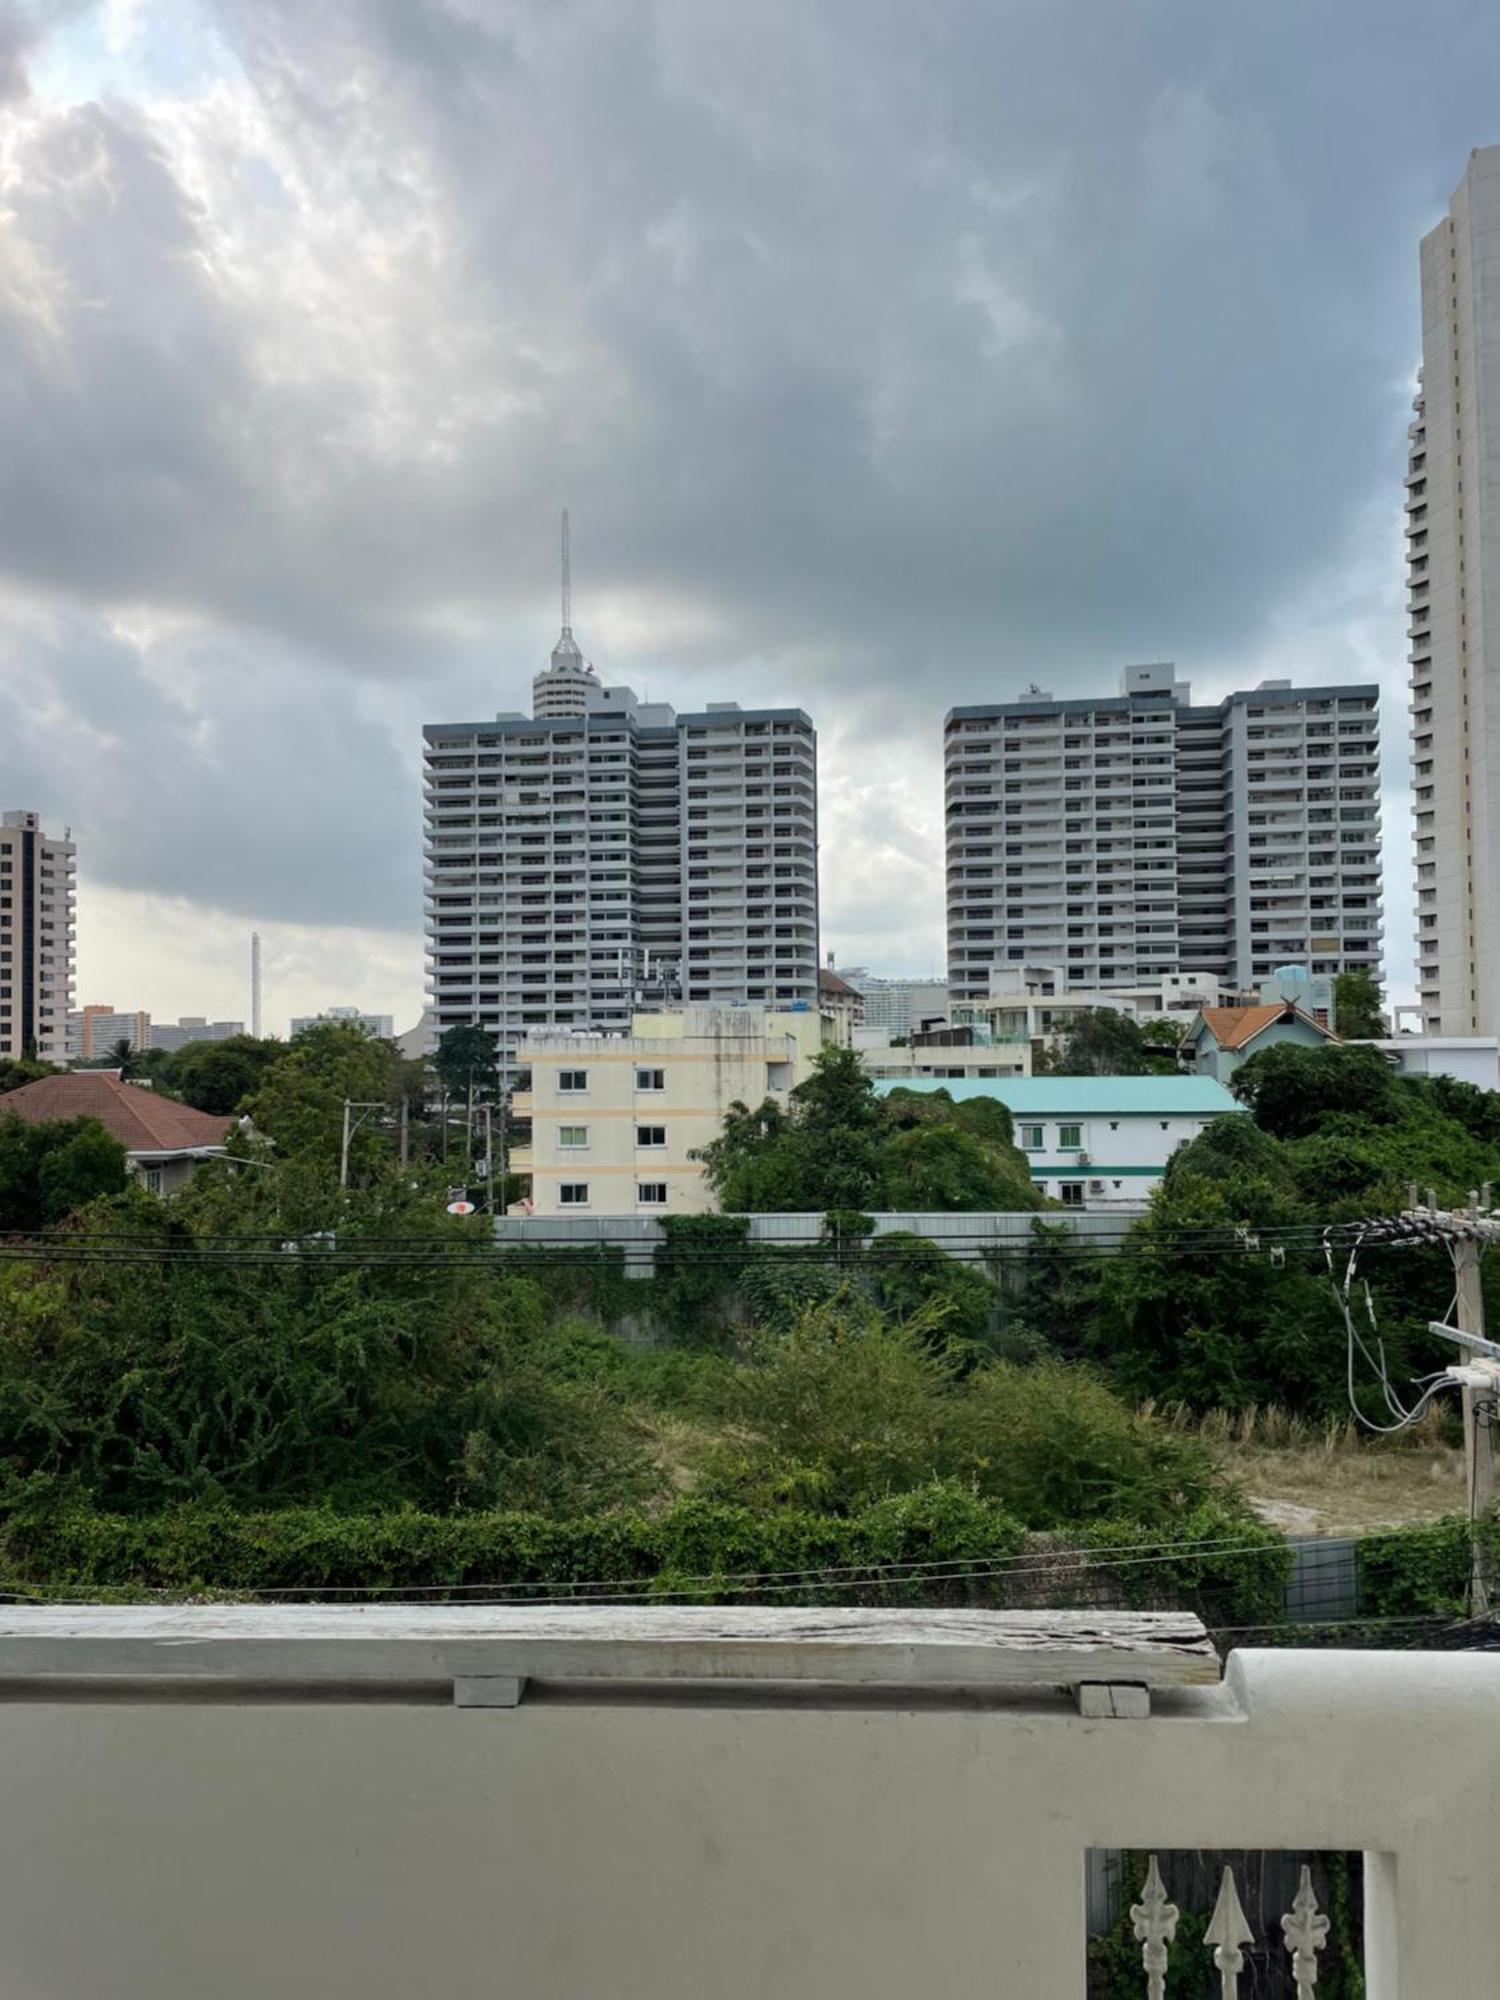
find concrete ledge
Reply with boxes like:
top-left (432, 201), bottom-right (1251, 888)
top-left (0, 1605), bottom-right (1220, 1693)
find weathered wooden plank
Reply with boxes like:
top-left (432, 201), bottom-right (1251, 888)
top-left (0, 1606), bottom-right (1220, 1690)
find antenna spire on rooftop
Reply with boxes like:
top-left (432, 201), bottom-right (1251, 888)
top-left (560, 507), bottom-right (571, 635)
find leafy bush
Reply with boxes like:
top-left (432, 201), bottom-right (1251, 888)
top-left (1356, 1513), bottom-right (1500, 1616)
top-left (0, 1489), bottom-right (1285, 1625)
top-left (700, 1298), bottom-right (1229, 1527)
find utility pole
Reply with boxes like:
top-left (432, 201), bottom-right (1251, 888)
top-left (399, 1097), bottom-right (409, 1169)
top-left (482, 1103), bottom-right (495, 1215)
top-left (1455, 1198), bottom-right (1496, 1617)
top-left (1397, 1189), bottom-right (1499, 1618)
top-left (339, 1101), bottom-right (392, 1192)
top-left (339, 1099), bottom-right (351, 1192)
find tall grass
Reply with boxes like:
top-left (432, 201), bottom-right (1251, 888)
top-left (1144, 1400), bottom-right (1456, 1454)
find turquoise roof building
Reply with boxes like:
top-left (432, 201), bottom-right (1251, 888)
top-left (872, 1074), bottom-right (1242, 1207)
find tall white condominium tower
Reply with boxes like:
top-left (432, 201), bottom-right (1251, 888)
top-left (945, 665), bottom-right (1382, 1003)
top-left (1408, 145), bottom-right (1500, 1032)
top-left (426, 674), bottom-right (819, 1071)
top-left (0, 810), bottom-right (77, 1064)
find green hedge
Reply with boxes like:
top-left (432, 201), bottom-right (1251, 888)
top-left (1357, 1513), bottom-right (1500, 1617)
top-left (0, 1488), bottom-right (1288, 1625)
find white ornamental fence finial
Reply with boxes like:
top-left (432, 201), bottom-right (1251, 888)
top-left (1281, 1865), bottom-right (1330, 1995)
top-left (1204, 1865), bottom-right (1255, 1998)
top-left (1130, 1854), bottom-right (1179, 2000)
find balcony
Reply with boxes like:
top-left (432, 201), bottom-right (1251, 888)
top-left (0, 1602), bottom-right (1480, 1995)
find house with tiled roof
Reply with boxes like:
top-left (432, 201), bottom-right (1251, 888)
top-left (1181, 1003), bottom-right (1339, 1085)
top-left (0, 1071), bottom-right (233, 1195)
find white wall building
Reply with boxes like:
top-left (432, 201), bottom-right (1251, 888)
top-left (946, 666), bottom-right (1382, 1005)
top-left (510, 1007), bottom-right (830, 1216)
top-left (289, 1006), bottom-right (395, 1039)
top-left (873, 1075), bottom-right (1241, 1207)
top-left (1408, 145), bottom-right (1500, 1033)
top-left (840, 969), bottom-right (951, 1039)
top-left (1360, 1036), bottom-right (1500, 1090)
top-left (0, 810), bottom-right (75, 1066)
top-left (855, 1029), bottom-right (1032, 1081)
top-left (67, 1005), bottom-right (150, 1061)
top-left (149, 1016), bottom-right (246, 1052)
top-left (425, 690), bottom-right (819, 1076)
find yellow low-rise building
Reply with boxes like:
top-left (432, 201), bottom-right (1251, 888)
top-left (509, 1007), bottom-right (831, 1216)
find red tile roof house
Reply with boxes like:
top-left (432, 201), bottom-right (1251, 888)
top-left (0, 1071), bottom-right (233, 1195)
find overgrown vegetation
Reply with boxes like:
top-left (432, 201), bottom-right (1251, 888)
top-left (0, 1032), bottom-right (1493, 1614)
top-left (694, 1046), bottom-right (1043, 1212)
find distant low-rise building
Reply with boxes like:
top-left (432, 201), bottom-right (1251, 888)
top-left (840, 970), bottom-right (951, 1040)
top-left (0, 1071), bottom-right (233, 1194)
top-left (510, 1007), bottom-right (831, 1216)
top-left (817, 967), bottom-right (862, 1046)
top-left (1181, 1003), bottom-right (1339, 1084)
top-left (67, 1005), bottom-right (150, 1061)
top-left (1358, 1036), bottom-right (1500, 1091)
top-left (855, 1023), bottom-right (1032, 1081)
top-left (149, 1016), bottom-right (247, 1052)
top-left (290, 1006), bottom-right (395, 1040)
top-left (871, 1074), bottom-right (1242, 1207)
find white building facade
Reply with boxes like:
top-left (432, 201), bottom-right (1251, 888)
top-left (0, 810), bottom-right (76, 1066)
top-left (946, 665), bottom-right (1382, 1005)
top-left (510, 1007), bottom-right (830, 1216)
top-left (425, 691), bottom-right (819, 1075)
top-left (67, 1005), bottom-right (150, 1061)
top-left (840, 970), bottom-right (951, 1039)
top-left (1408, 145), bottom-right (1500, 1033)
top-left (289, 1007), bottom-right (396, 1039)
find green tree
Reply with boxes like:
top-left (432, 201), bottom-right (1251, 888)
top-left (1230, 1042), bottom-right (1403, 1141)
top-left (0, 1158), bottom-right (657, 1514)
top-left (1047, 1008), bottom-right (1178, 1076)
top-left (167, 1035), bottom-right (282, 1116)
top-left (241, 1023), bottom-right (424, 1168)
top-left (0, 1057), bottom-right (55, 1096)
top-left (880, 1124), bottom-right (1037, 1211)
top-left (0, 1115), bottom-right (129, 1229)
top-left (433, 1023), bottom-right (499, 1104)
top-left (105, 1036), bottom-right (136, 1077)
top-left (1333, 967), bottom-right (1387, 1038)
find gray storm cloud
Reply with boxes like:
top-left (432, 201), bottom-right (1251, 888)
top-left (0, 0), bottom-right (1496, 988)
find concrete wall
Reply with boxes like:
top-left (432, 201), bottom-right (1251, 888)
top-left (0, 1646), bottom-right (1489, 1995)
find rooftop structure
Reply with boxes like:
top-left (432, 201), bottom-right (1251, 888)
top-left (0, 1070), bottom-right (232, 1194)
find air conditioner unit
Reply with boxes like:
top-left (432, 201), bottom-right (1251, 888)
top-left (1089, 1180), bottom-right (1105, 1195)
top-left (1076, 1151), bottom-right (1091, 1166)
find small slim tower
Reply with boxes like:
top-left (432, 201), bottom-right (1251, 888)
top-left (532, 508), bottom-right (600, 720)
top-left (250, 932), bottom-right (262, 1039)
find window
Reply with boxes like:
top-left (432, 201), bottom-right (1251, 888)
top-left (559, 1183), bottom-right (590, 1206)
top-left (1059, 1181), bottom-right (1084, 1207)
top-left (1058, 1123), bottom-right (1082, 1150)
top-left (635, 1067), bottom-right (665, 1092)
top-left (1020, 1124), bottom-right (1045, 1151)
top-left (637, 1182), bottom-right (667, 1206)
top-left (138, 1166), bottom-right (164, 1195)
top-left (558, 1069), bottom-right (588, 1093)
top-left (558, 1126), bottom-right (588, 1149)
top-left (636, 1125), bottom-right (667, 1148)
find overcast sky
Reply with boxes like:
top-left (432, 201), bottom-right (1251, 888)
top-left (1, 0), bottom-right (1495, 1033)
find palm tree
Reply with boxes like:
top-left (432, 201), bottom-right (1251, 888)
top-left (106, 1036), bottom-right (136, 1079)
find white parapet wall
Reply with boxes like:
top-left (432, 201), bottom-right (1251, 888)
top-left (0, 1605), bottom-right (1488, 1996)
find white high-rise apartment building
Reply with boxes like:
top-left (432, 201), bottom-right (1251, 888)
top-left (946, 665), bottom-right (1382, 1003)
top-left (0, 811), bottom-right (76, 1065)
top-left (1408, 145), bottom-right (1500, 1033)
top-left (425, 670), bottom-right (819, 1071)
